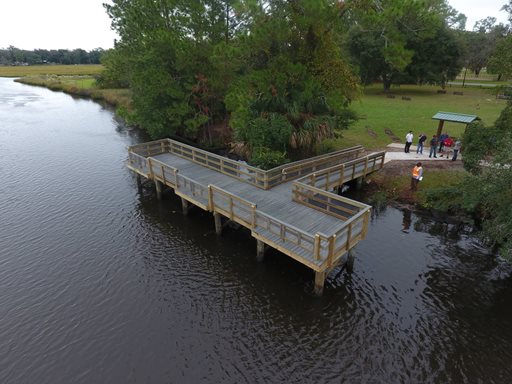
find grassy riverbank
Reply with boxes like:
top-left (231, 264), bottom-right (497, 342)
top-left (366, 160), bottom-right (469, 214)
top-left (15, 75), bottom-right (131, 110)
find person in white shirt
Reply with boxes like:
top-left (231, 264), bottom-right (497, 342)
top-left (405, 131), bottom-right (413, 153)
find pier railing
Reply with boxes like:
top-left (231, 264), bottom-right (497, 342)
top-left (129, 139), bottom-right (364, 190)
top-left (128, 139), bottom-right (379, 270)
top-left (295, 152), bottom-right (386, 190)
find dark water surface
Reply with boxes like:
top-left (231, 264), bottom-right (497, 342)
top-left (1, 77), bottom-right (512, 384)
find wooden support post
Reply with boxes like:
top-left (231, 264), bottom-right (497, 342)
top-left (181, 197), bottom-right (189, 215)
top-left (314, 271), bottom-right (326, 296)
top-left (346, 250), bottom-right (355, 273)
top-left (154, 180), bottom-right (163, 200)
top-left (355, 176), bottom-right (363, 190)
top-left (214, 212), bottom-right (222, 235)
top-left (256, 239), bottom-right (266, 262)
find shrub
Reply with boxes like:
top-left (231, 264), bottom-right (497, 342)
top-left (249, 147), bottom-right (289, 170)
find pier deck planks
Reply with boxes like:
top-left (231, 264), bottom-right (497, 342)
top-left (153, 152), bottom-right (340, 235)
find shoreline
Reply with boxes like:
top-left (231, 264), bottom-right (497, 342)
top-left (13, 76), bottom-right (132, 111)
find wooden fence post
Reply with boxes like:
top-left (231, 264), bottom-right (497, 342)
top-left (208, 185), bottom-right (214, 212)
top-left (314, 234), bottom-right (321, 261)
top-left (328, 235), bottom-right (336, 267)
top-left (251, 205), bottom-right (257, 230)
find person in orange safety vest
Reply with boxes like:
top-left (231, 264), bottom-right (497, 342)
top-left (411, 162), bottom-right (423, 191)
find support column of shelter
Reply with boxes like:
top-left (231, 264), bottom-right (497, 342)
top-left (436, 120), bottom-right (445, 138)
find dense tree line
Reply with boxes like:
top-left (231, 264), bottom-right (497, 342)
top-left (0, 46), bottom-right (105, 65)
top-left (102, 0), bottom-right (472, 167)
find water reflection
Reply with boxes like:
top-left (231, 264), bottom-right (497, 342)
top-left (1, 77), bottom-right (512, 384)
top-left (402, 209), bottom-right (412, 233)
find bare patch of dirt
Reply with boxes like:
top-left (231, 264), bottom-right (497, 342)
top-left (377, 159), bottom-right (464, 178)
top-left (366, 126), bottom-right (377, 138)
top-left (384, 128), bottom-right (401, 142)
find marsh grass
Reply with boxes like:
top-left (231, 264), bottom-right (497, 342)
top-left (0, 64), bottom-right (104, 77)
top-left (15, 76), bottom-right (131, 110)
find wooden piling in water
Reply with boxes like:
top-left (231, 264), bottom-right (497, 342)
top-left (256, 240), bottom-right (266, 262)
top-left (181, 197), bottom-right (189, 215)
top-left (314, 271), bottom-right (326, 296)
top-left (154, 180), bottom-right (162, 200)
top-left (214, 212), bottom-right (222, 235)
top-left (346, 250), bottom-right (355, 273)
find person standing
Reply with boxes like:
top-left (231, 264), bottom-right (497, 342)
top-left (452, 138), bottom-right (462, 161)
top-left (429, 135), bottom-right (438, 158)
top-left (411, 162), bottom-right (423, 191)
top-left (416, 133), bottom-right (427, 154)
top-left (405, 131), bottom-right (413, 153)
top-left (438, 132), bottom-right (448, 153)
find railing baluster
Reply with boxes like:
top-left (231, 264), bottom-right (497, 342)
top-left (314, 234), bottom-right (321, 260)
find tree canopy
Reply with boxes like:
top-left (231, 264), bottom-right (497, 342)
top-left (103, 0), bottom-right (476, 164)
top-left (462, 102), bottom-right (512, 259)
top-left (0, 46), bottom-right (104, 65)
top-left (347, 0), bottom-right (464, 90)
top-left (104, 0), bottom-right (360, 166)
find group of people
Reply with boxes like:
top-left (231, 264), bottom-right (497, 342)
top-left (406, 131), bottom-right (463, 192)
top-left (404, 131), bottom-right (462, 161)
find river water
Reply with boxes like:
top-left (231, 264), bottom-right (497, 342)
top-left (1, 77), bottom-right (512, 383)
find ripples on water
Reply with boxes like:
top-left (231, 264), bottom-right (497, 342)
top-left (1, 78), bottom-right (512, 383)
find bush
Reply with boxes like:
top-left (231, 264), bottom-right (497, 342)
top-left (249, 147), bottom-right (289, 170)
top-left (315, 138), bottom-right (339, 155)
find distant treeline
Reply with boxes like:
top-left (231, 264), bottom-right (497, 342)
top-left (0, 46), bottom-right (105, 65)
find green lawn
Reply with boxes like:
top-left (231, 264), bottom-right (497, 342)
top-left (337, 84), bottom-right (507, 149)
top-left (0, 64), bottom-right (103, 77)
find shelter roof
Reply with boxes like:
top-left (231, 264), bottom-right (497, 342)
top-left (432, 112), bottom-right (480, 124)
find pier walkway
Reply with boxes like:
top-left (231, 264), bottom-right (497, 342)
top-left (127, 139), bottom-right (385, 294)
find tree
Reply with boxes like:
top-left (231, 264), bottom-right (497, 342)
top-left (226, 0), bottom-right (359, 164)
top-left (104, 0), bottom-right (245, 140)
top-left (347, 0), bottom-right (462, 90)
top-left (458, 18), bottom-right (507, 77)
top-left (104, 0), bottom-right (360, 165)
top-left (461, 102), bottom-right (512, 259)
top-left (403, 25), bottom-right (462, 87)
top-left (487, 35), bottom-right (512, 79)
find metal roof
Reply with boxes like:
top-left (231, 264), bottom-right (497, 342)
top-left (432, 111), bottom-right (480, 124)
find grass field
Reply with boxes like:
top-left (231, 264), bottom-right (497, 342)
top-left (336, 84), bottom-right (507, 150)
top-left (0, 64), bottom-right (103, 77)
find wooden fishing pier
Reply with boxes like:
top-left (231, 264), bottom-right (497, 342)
top-left (127, 138), bottom-right (385, 294)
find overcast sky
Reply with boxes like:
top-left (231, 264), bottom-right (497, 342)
top-left (0, 0), bottom-right (509, 51)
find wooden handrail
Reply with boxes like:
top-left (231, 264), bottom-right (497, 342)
top-left (128, 138), bottom-right (378, 267)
